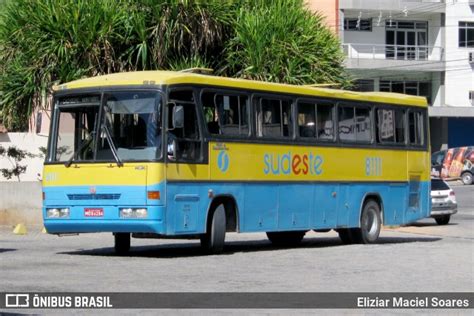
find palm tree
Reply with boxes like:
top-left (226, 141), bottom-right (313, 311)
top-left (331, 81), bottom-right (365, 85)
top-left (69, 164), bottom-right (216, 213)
top-left (0, 0), bottom-right (349, 131)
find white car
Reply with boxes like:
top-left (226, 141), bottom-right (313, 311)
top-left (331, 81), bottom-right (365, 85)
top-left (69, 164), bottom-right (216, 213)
top-left (430, 178), bottom-right (457, 225)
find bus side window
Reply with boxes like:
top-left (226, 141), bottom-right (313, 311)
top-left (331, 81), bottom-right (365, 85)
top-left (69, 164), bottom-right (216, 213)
top-left (201, 92), bottom-right (250, 137)
top-left (168, 89), bottom-right (202, 161)
top-left (297, 102), bottom-right (317, 138)
top-left (409, 110), bottom-right (424, 146)
top-left (394, 109), bottom-right (406, 144)
top-left (201, 91), bottom-right (220, 135)
top-left (355, 107), bottom-right (371, 142)
top-left (257, 98), bottom-right (292, 138)
top-left (338, 106), bottom-right (355, 142)
top-left (376, 109), bottom-right (395, 143)
top-left (317, 103), bottom-right (334, 141)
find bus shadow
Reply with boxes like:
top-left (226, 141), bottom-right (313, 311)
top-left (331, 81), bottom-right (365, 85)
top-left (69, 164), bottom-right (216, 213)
top-left (404, 222), bottom-right (459, 227)
top-left (0, 248), bottom-right (17, 254)
top-left (59, 235), bottom-right (441, 259)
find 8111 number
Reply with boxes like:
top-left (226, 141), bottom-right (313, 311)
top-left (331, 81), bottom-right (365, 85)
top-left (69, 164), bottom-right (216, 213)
top-left (365, 157), bottom-right (382, 176)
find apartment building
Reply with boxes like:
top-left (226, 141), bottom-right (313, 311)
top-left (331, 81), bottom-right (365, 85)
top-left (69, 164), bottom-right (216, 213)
top-left (309, 0), bottom-right (474, 151)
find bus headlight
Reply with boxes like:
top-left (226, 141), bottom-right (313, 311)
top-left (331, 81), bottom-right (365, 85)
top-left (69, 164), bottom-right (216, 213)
top-left (119, 208), bottom-right (147, 219)
top-left (47, 208), bottom-right (70, 218)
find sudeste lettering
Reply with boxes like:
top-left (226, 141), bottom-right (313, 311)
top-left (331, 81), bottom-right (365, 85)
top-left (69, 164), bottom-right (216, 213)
top-left (263, 152), bottom-right (323, 176)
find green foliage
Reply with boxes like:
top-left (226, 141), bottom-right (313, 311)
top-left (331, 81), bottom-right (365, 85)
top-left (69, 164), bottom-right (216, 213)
top-left (0, 0), bottom-right (349, 131)
top-left (224, 0), bottom-right (348, 85)
top-left (0, 145), bottom-right (36, 181)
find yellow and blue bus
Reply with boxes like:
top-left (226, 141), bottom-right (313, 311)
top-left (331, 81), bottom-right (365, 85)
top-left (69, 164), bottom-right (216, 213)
top-left (42, 70), bottom-right (431, 254)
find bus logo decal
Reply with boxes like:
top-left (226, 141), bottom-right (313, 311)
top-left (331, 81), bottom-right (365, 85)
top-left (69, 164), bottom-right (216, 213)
top-left (263, 152), bottom-right (323, 176)
top-left (217, 150), bottom-right (230, 173)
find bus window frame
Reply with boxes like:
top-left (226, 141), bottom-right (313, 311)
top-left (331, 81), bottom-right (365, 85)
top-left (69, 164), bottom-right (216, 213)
top-left (295, 97), bottom-right (336, 143)
top-left (336, 102), bottom-right (373, 145)
top-left (199, 88), bottom-right (252, 140)
top-left (407, 108), bottom-right (427, 148)
top-left (253, 93), bottom-right (295, 140)
top-left (374, 105), bottom-right (409, 147)
top-left (166, 86), bottom-right (208, 164)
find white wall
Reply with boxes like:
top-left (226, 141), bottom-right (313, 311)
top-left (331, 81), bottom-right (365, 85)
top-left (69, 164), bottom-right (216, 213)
top-left (444, 0), bottom-right (474, 107)
top-left (0, 133), bottom-right (48, 182)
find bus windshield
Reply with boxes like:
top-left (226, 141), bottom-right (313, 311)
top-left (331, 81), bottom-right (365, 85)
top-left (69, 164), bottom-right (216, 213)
top-left (51, 91), bottom-right (162, 163)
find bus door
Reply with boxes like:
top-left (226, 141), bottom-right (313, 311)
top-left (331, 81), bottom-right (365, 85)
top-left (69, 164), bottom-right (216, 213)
top-left (165, 88), bottom-right (208, 234)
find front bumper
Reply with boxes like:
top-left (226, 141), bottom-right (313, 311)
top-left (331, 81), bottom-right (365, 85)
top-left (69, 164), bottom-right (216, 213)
top-left (43, 205), bottom-right (166, 234)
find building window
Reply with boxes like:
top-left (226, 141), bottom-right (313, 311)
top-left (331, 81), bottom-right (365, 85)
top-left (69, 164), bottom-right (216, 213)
top-left (459, 22), bottom-right (474, 48)
top-left (344, 18), bottom-right (372, 31)
top-left (470, 91), bottom-right (474, 106)
top-left (380, 80), bottom-right (431, 104)
top-left (351, 80), bottom-right (375, 92)
top-left (385, 20), bottom-right (428, 60)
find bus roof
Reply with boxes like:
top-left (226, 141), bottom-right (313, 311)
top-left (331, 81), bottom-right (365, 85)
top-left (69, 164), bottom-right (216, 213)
top-left (54, 70), bottom-right (427, 107)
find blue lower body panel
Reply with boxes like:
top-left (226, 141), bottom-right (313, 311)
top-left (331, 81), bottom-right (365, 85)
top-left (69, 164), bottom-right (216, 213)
top-left (43, 181), bottom-right (430, 235)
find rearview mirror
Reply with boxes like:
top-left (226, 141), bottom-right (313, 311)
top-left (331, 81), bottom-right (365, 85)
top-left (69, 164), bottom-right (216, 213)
top-left (172, 105), bottom-right (184, 129)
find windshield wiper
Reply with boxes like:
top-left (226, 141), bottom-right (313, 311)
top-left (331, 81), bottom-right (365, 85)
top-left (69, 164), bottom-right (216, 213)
top-left (102, 124), bottom-right (123, 167)
top-left (64, 132), bottom-right (95, 168)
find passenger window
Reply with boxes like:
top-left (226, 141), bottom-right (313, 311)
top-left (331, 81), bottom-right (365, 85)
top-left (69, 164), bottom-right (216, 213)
top-left (394, 109), bottom-right (406, 144)
top-left (168, 89), bottom-right (202, 161)
top-left (377, 109), bottom-right (395, 143)
top-left (409, 110), bottom-right (424, 146)
top-left (339, 105), bottom-right (371, 143)
top-left (317, 104), bottom-right (334, 140)
top-left (338, 106), bottom-right (355, 142)
top-left (297, 101), bottom-right (335, 141)
top-left (257, 98), bottom-right (292, 138)
top-left (297, 102), bottom-right (316, 138)
top-left (355, 107), bottom-right (371, 142)
top-left (376, 108), bottom-right (406, 144)
top-left (201, 91), bottom-right (249, 136)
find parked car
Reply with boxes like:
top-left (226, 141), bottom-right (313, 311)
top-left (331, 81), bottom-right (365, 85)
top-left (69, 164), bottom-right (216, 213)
top-left (431, 146), bottom-right (474, 185)
top-left (430, 178), bottom-right (457, 225)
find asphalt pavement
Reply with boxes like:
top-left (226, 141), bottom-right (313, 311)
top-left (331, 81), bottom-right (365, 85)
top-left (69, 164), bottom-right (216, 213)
top-left (0, 185), bottom-right (473, 313)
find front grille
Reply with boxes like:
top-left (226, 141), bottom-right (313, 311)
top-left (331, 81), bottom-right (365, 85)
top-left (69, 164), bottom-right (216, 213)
top-left (67, 194), bottom-right (121, 200)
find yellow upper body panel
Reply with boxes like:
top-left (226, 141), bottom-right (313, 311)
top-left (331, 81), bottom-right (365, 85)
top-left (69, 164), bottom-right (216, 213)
top-left (54, 71), bottom-right (427, 108)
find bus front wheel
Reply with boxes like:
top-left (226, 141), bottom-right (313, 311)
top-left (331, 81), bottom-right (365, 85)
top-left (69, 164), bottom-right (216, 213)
top-left (200, 204), bottom-right (226, 254)
top-left (352, 200), bottom-right (381, 244)
top-left (114, 233), bottom-right (130, 255)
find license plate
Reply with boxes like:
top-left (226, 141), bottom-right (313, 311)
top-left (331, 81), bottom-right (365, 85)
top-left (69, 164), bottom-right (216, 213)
top-left (84, 208), bottom-right (104, 217)
top-left (433, 198), bottom-right (445, 203)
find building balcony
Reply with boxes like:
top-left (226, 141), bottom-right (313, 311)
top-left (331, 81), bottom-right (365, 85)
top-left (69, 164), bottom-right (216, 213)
top-left (342, 43), bottom-right (446, 72)
top-left (340, 0), bottom-right (446, 13)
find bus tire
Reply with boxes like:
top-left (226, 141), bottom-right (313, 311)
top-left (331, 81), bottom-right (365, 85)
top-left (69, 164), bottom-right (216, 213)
top-left (266, 231), bottom-right (306, 247)
top-left (200, 204), bottom-right (226, 254)
top-left (337, 229), bottom-right (354, 244)
top-left (435, 215), bottom-right (450, 225)
top-left (114, 233), bottom-right (130, 255)
top-left (352, 199), bottom-right (381, 244)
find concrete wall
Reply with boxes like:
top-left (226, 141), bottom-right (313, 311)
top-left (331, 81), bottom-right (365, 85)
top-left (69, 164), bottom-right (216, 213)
top-left (0, 181), bottom-right (42, 225)
top-left (0, 132), bottom-right (48, 182)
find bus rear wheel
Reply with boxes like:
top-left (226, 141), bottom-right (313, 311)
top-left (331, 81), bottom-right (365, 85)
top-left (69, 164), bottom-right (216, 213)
top-left (200, 204), bottom-right (226, 254)
top-left (114, 233), bottom-right (130, 255)
top-left (351, 200), bottom-right (381, 244)
top-left (266, 231), bottom-right (306, 247)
